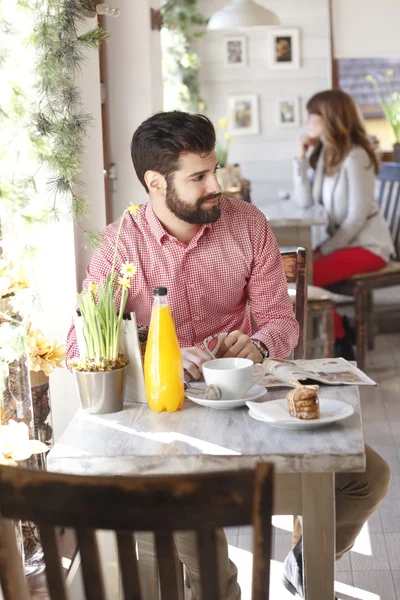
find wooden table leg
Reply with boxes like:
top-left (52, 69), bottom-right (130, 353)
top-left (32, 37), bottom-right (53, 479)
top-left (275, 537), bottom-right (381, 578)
top-left (302, 473), bottom-right (335, 600)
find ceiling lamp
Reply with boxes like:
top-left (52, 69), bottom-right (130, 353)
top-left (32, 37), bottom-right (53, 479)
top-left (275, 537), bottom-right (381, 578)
top-left (207, 0), bottom-right (280, 30)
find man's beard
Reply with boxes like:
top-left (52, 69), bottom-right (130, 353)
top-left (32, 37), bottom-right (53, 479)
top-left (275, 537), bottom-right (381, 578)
top-left (165, 184), bottom-right (222, 225)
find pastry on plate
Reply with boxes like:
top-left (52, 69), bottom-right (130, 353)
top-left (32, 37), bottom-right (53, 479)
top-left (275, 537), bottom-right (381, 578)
top-left (286, 380), bottom-right (320, 420)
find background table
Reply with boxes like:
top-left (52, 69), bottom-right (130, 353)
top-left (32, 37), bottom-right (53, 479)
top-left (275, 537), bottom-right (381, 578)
top-left (257, 202), bottom-right (327, 282)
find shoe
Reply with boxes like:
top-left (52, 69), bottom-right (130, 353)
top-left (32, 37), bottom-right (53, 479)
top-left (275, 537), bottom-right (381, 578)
top-left (282, 536), bottom-right (303, 596)
top-left (282, 536), bottom-right (338, 599)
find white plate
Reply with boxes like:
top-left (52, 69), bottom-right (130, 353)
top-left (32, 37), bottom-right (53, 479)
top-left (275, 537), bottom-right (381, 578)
top-left (246, 398), bottom-right (354, 429)
top-left (186, 383), bottom-right (267, 409)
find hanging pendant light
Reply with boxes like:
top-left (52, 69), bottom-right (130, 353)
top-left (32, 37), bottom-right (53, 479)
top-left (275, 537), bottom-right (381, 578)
top-left (207, 0), bottom-right (280, 30)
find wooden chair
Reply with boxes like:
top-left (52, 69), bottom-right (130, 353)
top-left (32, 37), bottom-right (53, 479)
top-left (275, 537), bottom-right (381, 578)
top-left (280, 247), bottom-right (307, 359)
top-left (0, 463), bottom-right (273, 600)
top-left (327, 162), bottom-right (400, 370)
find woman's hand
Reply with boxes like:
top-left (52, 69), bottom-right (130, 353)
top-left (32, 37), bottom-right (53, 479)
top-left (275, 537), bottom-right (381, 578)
top-left (299, 134), bottom-right (317, 159)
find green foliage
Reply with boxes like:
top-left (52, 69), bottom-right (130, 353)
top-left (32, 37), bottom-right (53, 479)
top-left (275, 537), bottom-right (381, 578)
top-left (0, 3), bottom-right (45, 238)
top-left (161, 0), bottom-right (207, 113)
top-left (0, 0), bottom-right (108, 252)
top-left (29, 0), bottom-right (109, 248)
top-left (367, 71), bottom-right (400, 143)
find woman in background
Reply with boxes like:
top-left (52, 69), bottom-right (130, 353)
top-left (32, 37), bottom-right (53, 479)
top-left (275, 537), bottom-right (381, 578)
top-left (294, 89), bottom-right (394, 360)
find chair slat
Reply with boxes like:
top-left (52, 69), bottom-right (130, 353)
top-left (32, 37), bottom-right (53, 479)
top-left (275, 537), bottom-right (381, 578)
top-left (39, 525), bottom-right (68, 600)
top-left (378, 163), bottom-right (400, 260)
top-left (116, 531), bottom-right (142, 600)
top-left (252, 463), bottom-right (274, 600)
top-left (76, 529), bottom-right (106, 600)
top-left (155, 532), bottom-right (180, 600)
top-left (196, 529), bottom-right (220, 600)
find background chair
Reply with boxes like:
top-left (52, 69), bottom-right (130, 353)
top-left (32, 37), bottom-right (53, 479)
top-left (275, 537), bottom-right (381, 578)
top-left (281, 247), bottom-right (336, 360)
top-left (280, 247), bottom-right (307, 360)
top-left (327, 162), bottom-right (400, 370)
top-left (0, 463), bottom-right (273, 600)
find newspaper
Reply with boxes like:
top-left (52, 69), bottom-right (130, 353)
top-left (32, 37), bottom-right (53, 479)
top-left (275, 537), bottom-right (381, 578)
top-left (261, 357), bottom-right (377, 388)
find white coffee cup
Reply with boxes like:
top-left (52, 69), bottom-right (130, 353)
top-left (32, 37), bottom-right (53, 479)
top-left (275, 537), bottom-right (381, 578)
top-left (202, 357), bottom-right (265, 400)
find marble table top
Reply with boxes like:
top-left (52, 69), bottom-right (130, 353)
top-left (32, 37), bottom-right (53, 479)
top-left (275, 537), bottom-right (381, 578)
top-left (48, 385), bottom-right (365, 477)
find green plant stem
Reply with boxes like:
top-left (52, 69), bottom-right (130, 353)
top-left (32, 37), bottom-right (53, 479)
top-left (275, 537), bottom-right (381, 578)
top-left (111, 209), bottom-right (128, 280)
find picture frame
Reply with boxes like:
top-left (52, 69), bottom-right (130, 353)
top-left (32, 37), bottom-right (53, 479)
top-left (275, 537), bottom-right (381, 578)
top-left (228, 94), bottom-right (259, 135)
top-left (224, 36), bottom-right (247, 67)
top-left (267, 28), bottom-right (300, 70)
top-left (277, 96), bottom-right (301, 127)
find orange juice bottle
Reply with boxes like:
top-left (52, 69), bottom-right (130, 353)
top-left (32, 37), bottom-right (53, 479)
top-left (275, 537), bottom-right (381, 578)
top-left (144, 287), bottom-right (184, 412)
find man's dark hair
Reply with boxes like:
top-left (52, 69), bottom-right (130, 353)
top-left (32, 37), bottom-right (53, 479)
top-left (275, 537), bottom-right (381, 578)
top-left (131, 111), bottom-right (216, 192)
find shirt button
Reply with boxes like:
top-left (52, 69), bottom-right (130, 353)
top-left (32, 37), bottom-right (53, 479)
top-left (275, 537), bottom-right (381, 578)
top-left (190, 284), bottom-right (195, 289)
top-left (195, 316), bottom-right (201, 321)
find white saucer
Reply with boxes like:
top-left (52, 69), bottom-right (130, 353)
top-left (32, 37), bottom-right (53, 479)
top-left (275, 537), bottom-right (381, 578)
top-left (246, 398), bottom-right (354, 429)
top-left (186, 383), bottom-right (267, 409)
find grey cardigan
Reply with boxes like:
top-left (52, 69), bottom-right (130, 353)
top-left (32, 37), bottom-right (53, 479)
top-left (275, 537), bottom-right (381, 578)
top-left (293, 146), bottom-right (395, 262)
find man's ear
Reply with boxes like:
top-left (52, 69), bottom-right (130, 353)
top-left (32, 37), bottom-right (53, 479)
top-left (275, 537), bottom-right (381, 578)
top-left (144, 170), bottom-right (166, 195)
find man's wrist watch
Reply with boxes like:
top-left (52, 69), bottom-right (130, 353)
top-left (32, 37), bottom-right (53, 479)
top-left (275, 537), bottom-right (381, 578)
top-left (252, 339), bottom-right (269, 359)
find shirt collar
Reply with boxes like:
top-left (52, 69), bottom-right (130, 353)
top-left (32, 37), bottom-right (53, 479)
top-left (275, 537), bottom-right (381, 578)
top-left (145, 201), bottom-right (213, 245)
top-left (145, 202), bottom-right (167, 244)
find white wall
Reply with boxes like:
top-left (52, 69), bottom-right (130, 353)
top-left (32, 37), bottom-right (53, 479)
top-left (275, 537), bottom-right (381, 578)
top-left (332, 1), bottom-right (400, 59)
top-left (75, 18), bottom-right (108, 290)
top-left (104, 0), bottom-right (163, 222)
top-left (196, 0), bottom-right (332, 204)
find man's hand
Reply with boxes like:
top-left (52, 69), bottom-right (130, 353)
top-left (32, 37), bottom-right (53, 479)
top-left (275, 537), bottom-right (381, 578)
top-left (220, 331), bottom-right (263, 363)
top-left (181, 347), bottom-right (211, 382)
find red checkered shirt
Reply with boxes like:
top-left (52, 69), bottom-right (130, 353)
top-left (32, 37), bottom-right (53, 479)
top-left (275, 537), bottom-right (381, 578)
top-left (66, 196), bottom-right (299, 361)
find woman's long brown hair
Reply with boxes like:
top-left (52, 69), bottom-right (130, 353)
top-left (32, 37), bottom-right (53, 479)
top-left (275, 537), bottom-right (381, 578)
top-left (307, 89), bottom-right (379, 175)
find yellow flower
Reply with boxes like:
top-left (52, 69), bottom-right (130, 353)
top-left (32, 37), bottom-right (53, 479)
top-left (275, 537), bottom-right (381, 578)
top-left (0, 260), bottom-right (29, 297)
top-left (121, 263), bottom-right (137, 278)
top-left (365, 75), bottom-right (375, 82)
top-left (386, 69), bottom-right (394, 77)
top-left (128, 203), bottom-right (141, 216)
top-left (118, 277), bottom-right (131, 290)
top-left (198, 102), bottom-right (205, 111)
top-left (89, 282), bottom-right (98, 293)
top-left (224, 132), bottom-right (232, 140)
top-left (27, 326), bottom-right (66, 375)
top-left (218, 117), bottom-right (228, 130)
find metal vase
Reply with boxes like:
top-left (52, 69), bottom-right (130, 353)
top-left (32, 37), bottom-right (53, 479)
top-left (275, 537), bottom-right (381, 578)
top-left (73, 366), bottom-right (127, 414)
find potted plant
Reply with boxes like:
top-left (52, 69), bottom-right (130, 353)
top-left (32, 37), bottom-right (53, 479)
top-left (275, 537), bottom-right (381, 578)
top-left (367, 70), bottom-right (400, 162)
top-left (68, 204), bottom-right (139, 414)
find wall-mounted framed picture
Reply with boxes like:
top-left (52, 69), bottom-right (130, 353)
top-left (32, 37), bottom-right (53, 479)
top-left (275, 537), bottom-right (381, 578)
top-left (268, 28), bottom-right (300, 69)
top-left (228, 94), bottom-right (259, 135)
top-left (277, 96), bottom-right (301, 127)
top-left (224, 36), bottom-right (247, 67)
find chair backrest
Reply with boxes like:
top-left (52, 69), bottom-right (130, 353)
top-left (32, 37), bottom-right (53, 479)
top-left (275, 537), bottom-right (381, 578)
top-left (377, 162), bottom-right (400, 260)
top-left (280, 247), bottom-right (307, 360)
top-left (0, 463), bottom-right (273, 600)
